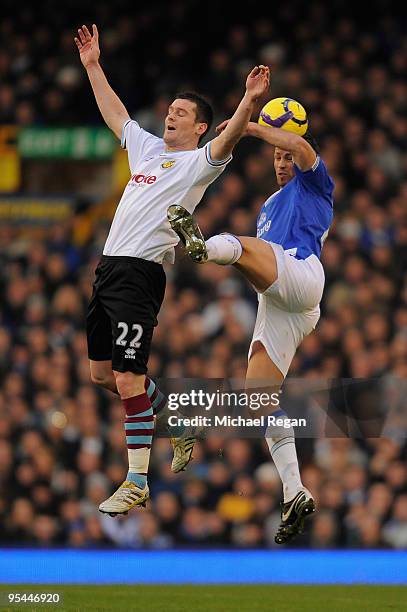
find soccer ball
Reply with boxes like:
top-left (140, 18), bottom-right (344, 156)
top-left (258, 97), bottom-right (308, 136)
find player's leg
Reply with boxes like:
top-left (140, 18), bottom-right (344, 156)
top-left (113, 370), bottom-right (152, 499)
top-left (245, 254), bottom-right (323, 544)
top-left (247, 341), bottom-right (315, 545)
top-left (98, 352), bottom-right (154, 516)
top-left (89, 346), bottom-right (189, 472)
top-left (88, 360), bottom-right (169, 430)
top-left (96, 256), bottom-right (166, 516)
top-left (89, 358), bottom-right (167, 418)
top-left (233, 236), bottom-right (278, 292)
top-left (205, 233), bottom-right (280, 292)
top-left (247, 343), bottom-right (299, 502)
top-left (167, 205), bottom-right (277, 290)
top-left (101, 340), bottom-right (156, 513)
top-left (98, 369), bottom-right (151, 516)
top-left (87, 266), bottom-right (147, 513)
top-left (244, 254), bottom-right (323, 545)
top-left (89, 362), bottom-right (182, 472)
top-left (89, 359), bottom-right (118, 394)
top-left (247, 342), bottom-right (304, 504)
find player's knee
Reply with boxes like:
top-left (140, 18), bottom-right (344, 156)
top-left (114, 371), bottom-right (145, 398)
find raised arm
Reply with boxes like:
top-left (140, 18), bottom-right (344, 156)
top-left (74, 24), bottom-right (130, 139)
top-left (215, 117), bottom-right (316, 171)
top-left (247, 122), bottom-right (316, 171)
top-left (209, 65), bottom-right (270, 161)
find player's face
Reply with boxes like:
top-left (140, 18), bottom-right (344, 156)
top-left (163, 99), bottom-right (206, 148)
top-left (274, 147), bottom-right (296, 187)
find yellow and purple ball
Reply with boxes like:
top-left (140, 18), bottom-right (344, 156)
top-left (258, 97), bottom-right (308, 136)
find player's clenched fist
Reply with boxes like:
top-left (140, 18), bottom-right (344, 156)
top-left (74, 24), bottom-right (100, 68)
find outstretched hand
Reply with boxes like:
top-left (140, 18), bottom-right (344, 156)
top-left (74, 24), bottom-right (100, 68)
top-left (245, 65), bottom-right (270, 101)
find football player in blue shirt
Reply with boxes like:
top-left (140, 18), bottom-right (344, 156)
top-left (168, 113), bottom-right (334, 544)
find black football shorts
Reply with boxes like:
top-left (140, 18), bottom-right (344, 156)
top-left (87, 255), bottom-right (166, 374)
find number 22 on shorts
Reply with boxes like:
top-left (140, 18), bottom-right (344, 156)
top-left (115, 322), bottom-right (144, 348)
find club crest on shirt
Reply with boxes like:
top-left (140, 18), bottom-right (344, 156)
top-left (258, 212), bottom-right (267, 226)
top-left (161, 160), bottom-right (176, 169)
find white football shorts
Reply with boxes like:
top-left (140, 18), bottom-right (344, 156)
top-left (248, 242), bottom-right (325, 377)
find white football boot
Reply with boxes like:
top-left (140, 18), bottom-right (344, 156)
top-left (170, 431), bottom-right (197, 473)
top-left (99, 480), bottom-right (149, 517)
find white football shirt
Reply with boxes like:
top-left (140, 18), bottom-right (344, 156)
top-left (103, 119), bottom-right (231, 263)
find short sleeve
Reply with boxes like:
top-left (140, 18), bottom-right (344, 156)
top-left (192, 142), bottom-right (232, 185)
top-left (295, 157), bottom-right (334, 202)
top-left (121, 119), bottom-right (163, 173)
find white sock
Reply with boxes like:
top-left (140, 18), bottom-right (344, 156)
top-left (206, 234), bottom-right (242, 265)
top-left (128, 447), bottom-right (150, 473)
top-left (266, 434), bottom-right (303, 502)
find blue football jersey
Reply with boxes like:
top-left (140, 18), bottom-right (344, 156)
top-left (256, 156), bottom-right (334, 260)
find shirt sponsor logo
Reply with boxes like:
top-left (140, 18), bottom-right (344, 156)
top-left (257, 220), bottom-right (271, 238)
top-left (161, 160), bottom-right (176, 169)
top-left (129, 173), bottom-right (157, 185)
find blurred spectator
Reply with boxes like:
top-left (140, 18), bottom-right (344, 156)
top-left (383, 495), bottom-right (407, 549)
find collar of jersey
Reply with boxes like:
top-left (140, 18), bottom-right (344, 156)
top-left (265, 189), bottom-right (282, 206)
top-left (160, 148), bottom-right (198, 156)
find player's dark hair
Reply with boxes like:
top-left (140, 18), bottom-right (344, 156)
top-left (302, 131), bottom-right (320, 155)
top-left (175, 92), bottom-right (213, 143)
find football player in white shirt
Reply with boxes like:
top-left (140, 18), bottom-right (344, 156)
top-left (74, 24), bottom-right (269, 516)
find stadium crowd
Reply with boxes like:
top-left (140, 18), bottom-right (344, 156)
top-left (0, 1), bottom-right (406, 548)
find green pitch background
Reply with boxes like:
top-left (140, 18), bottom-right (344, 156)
top-left (0, 585), bottom-right (406, 611)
